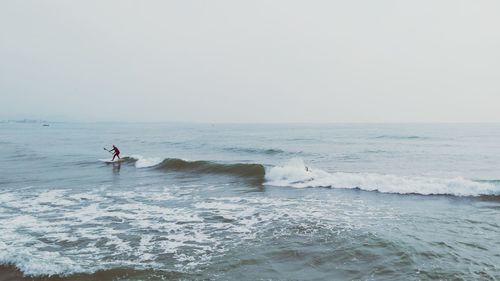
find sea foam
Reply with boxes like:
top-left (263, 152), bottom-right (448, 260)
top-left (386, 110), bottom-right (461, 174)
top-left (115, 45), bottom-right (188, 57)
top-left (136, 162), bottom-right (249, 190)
top-left (265, 159), bottom-right (500, 196)
top-left (130, 155), bottom-right (163, 168)
top-left (106, 156), bottom-right (500, 197)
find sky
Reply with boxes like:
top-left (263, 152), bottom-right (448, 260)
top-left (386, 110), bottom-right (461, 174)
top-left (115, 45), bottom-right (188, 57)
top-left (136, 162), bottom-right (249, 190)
top-left (1, 0), bottom-right (499, 123)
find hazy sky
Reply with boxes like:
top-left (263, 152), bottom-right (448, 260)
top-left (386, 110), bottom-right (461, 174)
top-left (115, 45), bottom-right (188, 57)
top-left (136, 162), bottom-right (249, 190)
top-left (1, 1), bottom-right (499, 122)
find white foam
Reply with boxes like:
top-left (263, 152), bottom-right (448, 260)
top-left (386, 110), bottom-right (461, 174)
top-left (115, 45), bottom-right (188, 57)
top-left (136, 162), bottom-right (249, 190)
top-left (32, 190), bottom-right (76, 207)
top-left (130, 155), bottom-right (163, 168)
top-left (0, 183), bottom-right (397, 276)
top-left (265, 158), bottom-right (500, 196)
top-left (0, 247), bottom-right (85, 276)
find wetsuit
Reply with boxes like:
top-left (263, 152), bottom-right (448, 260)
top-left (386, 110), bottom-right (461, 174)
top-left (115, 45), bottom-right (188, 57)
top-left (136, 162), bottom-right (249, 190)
top-left (111, 146), bottom-right (120, 161)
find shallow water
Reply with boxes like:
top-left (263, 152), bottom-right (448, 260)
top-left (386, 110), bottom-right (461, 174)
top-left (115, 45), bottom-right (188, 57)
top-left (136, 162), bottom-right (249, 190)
top-left (0, 123), bottom-right (499, 280)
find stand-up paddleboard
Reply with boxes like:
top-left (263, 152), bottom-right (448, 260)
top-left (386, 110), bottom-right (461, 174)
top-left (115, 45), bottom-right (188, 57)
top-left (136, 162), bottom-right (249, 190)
top-left (99, 158), bottom-right (126, 164)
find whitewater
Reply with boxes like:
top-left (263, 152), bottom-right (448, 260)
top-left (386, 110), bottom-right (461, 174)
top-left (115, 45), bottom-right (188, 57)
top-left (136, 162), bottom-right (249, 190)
top-left (1, 123), bottom-right (499, 280)
top-left (119, 155), bottom-right (500, 197)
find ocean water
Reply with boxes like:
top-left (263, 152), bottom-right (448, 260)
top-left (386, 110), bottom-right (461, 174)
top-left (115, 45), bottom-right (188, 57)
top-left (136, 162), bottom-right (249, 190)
top-left (0, 123), bottom-right (499, 280)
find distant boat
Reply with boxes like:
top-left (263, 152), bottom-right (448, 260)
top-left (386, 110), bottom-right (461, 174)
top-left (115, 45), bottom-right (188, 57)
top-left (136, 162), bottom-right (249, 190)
top-left (42, 124), bottom-right (49, 127)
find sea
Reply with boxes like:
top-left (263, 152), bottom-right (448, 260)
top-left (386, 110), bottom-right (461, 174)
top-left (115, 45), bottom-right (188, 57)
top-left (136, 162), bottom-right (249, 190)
top-left (0, 122), bottom-right (499, 281)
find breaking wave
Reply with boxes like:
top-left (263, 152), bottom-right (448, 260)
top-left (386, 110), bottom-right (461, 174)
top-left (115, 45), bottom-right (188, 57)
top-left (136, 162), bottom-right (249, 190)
top-left (265, 159), bottom-right (500, 197)
top-left (154, 158), bottom-right (266, 180)
top-left (101, 156), bottom-right (500, 197)
top-left (113, 155), bottom-right (266, 182)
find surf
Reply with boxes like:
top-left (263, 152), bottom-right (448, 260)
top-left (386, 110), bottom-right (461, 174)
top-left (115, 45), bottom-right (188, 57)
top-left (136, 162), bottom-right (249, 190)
top-left (265, 159), bottom-right (500, 197)
top-left (98, 156), bottom-right (500, 197)
top-left (153, 158), bottom-right (266, 179)
top-left (104, 155), bottom-right (266, 183)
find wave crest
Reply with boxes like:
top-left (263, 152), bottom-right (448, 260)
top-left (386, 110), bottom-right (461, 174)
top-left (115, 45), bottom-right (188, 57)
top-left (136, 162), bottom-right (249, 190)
top-left (154, 158), bottom-right (266, 181)
top-left (265, 159), bottom-right (500, 197)
top-left (102, 156), bottom-right (500, 197)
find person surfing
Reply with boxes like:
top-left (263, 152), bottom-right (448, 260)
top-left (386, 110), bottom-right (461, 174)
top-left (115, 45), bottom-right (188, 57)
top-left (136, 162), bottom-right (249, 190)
top-left (104, 145), bottom-right (121, 161)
